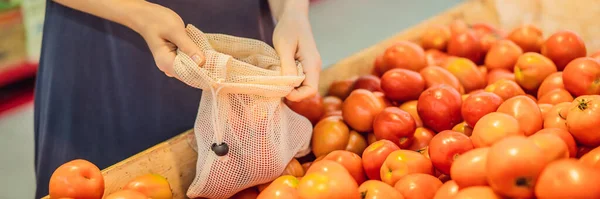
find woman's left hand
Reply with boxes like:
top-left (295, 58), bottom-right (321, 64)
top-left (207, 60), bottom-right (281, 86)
top-left (272, 0), bottom-right (322, 102)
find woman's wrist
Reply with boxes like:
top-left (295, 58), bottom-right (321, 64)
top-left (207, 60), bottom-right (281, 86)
top-left (269, 0), bottom-right (310, 21)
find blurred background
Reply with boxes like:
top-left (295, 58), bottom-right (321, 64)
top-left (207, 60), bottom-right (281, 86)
top-left (7, 0), bottom-right (570, 198)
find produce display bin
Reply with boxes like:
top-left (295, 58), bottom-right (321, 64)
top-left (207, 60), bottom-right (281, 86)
top-left (42, 0), bottom-right (600, 198)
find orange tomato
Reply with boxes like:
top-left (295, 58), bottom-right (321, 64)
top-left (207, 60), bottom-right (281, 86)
top-left (453, 186), bottom-right (503, 199)
top-left (538, 88), bottom-right (574, 105)
top-left (299, 160), bottom-right (361, 199)
top-left (373, 107), bottom-right (417, 148)
top-left (345, 130), bottom-right (368, 155)
top-left (562, 58), bottom-right (600, 97)
top-left (399, 100), bottom-right (423, 127)
top-left (537, 72), bottom-right (564, 99)
top-left (471, 112), bottom-right (523, 148)
top-left (535, 159), bottom-right (600, 199)
top-left (282, 158), bottom-right (305, 177)
top-left (327, 77), bottom-right (356, 100)
top-left (382, 41), bottom-right (427, 72)
top-left (450, 147), bottom-right (489, 188)
top-left (487, 136), bottom-right (548, 198)
top-left (486, 69), bottom-right (515, 85)
top-left (407, 127), bottom-right (436, 151)
top-left (579, 146), bottom-right (600, 169)
top-left (122, 174), bottom-right (172, 199)
top-left (419, 66), bottom-right (465, 94)
top-left (541, 30), bottom-right (587, 71)
top-left (449, 19), bottom-right (469, 35)
top-left (380, 150), bottom-right (433, 186)
top-left (433, 180), bottom-right (459, 199)
top-left (485, 40), bottom-right (523, 71)
top-left (484, 79), bottom-right (526, 101)
top-left (461, 91), bottom-right (504, 127)
top-left (49, 159), bottom-right (105, 199)
top-left (362, 140), bottom-right (400, 180)
top-left (285, 93), bottom-right (324, 125)
top-left (566, 95), bottom-right (600, 147)
top-left (514, 52), bottom-right (558, 91)
top-left (257, 175), bottom-right (300, 199)
top-left (451, 122), bottom-right (473, 136)
top-left (311, 116), bottom-right (350, 157)
top-left (342, 89), bottom-right (386, 132)
top-left (322, 150), bottom-right (366, 184)
top-left (497, 96), bottom-right (543, 136)
top-left (528, 133), bottom-right (569, 162)
top-left (444, 57), bottom-right (487, 93)
top-left (448, 30), bottom-right (484, 64)
top-left (367, 133), bottom-right (377, 145)
top-left (393, 173), bottom-right (442, 199)
top-left (322, 96), bottom-right (343, 113)
top-left (358, 180), bottom-right (405, 199)
top-left (104, 190), bottom-right (147, 199)
top-left (538, 103), bottom-right (553, 119)
top-left (535, 128), bottom-right (578, 158)
top-left (421, 25), bottom-right (451, 51)
top-left (507, 24), bottom-right (544, 53)
top-left (543, 102), bottom-right (570, 131)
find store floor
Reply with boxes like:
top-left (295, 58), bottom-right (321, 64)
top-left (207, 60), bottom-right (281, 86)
top-left (0, 0), bottom-right (461, 198)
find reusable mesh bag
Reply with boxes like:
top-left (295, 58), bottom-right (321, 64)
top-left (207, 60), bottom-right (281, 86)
top-left (173, 25), bottom-right (313, 199)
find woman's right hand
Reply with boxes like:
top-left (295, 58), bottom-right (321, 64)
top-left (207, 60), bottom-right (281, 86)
top-left (129, 2), bottom-right (205, 78)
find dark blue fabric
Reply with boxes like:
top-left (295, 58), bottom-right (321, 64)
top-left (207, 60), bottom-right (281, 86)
top-left (34, 0), bottom-right (272, 197)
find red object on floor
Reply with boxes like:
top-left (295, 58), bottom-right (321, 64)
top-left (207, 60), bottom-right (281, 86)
top-left (0, 88), bottom-right (34, 118)
top-left (0, 62), bottom-right (38, 88)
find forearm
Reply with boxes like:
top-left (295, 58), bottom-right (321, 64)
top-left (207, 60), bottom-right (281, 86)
top-left (52, 0), bottom-right (148, 31)
top-left (268, 0), bottom-right (310, 21)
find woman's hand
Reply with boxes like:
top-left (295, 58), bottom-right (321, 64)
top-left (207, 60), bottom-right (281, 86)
top-left (271, 0), bottom-right (322, 102)
top-left (130, 2), bottom-right (205, 78)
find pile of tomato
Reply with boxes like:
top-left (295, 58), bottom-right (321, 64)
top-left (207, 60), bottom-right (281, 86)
top-left (247, 20), bottom-right (600, 199)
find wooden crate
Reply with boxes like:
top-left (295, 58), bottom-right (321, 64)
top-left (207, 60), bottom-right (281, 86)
top-left (42, 0), bottom-right (600, 198)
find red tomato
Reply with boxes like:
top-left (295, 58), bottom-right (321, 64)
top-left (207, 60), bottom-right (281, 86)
top-left (579, 146), bottom-right (600, 169)
top-left (537, 88), bottom-right (574, 105)
top-left (484, 79), bottom-right (526, 100)
top-left (311, 116), bottom-right (350, 157)
top-left (122, 174), bottom-right (172, 199)
top-left (322, 150), bottom-right (366, 184)
top-left (373, 55), bottom-right (386, 77)
top-left (345, 130), bottom-right (368, 155)
top-left (450, 147), bottom-right (489, 188)
top-left (362, 140), bottom-right (400, 180)
top-left (421, 25), bottom-right (451, 51)
top-left (351, 75), bottom-right (382, 92)
top-left (328, 77), bottom-right (357, 100)
top-left (417, 85), bottom-right (463, 132)
top-left (49, 159), bottom-right (105, 199)
top-left (342, 89), bottom-right (386, 132)
top-left (373, 91), bottom-right (394, 108)
top-left (507, 24), bottom-right (544, 53)
top-left (538, 103), bottom-right (553, 119)
top-left (485, 40), bottom-right (523, 71)
top-left (104, 190), bottom-right (147, 199)
top-left (537, 72), bottom-right (564, 99)
top-left (399, 100), bottom-right (423, 127)
top-left (230, 187), bottom-right (259, 199)
top-left (419, 66), bottom-right (465, 94)
top-left (497, 96), bottom-right (543, 136)
top-left (486, 68), bottom-right (515, 85)
top-left (428, 130), bottom-right (474, 175)
top-left (285, 93), bottom-right (324, 125)
top-left (381, 69), bottom-right (425, 101)
top-left (382, 41), bottom-right (427, 72)
top-left (461, 91), bottom-right (503, 127)
top-left (562, 57), bottom-right (600, 96)
top-left (433, 180), bottom-right (459, 199)
top-left (373, 107), bottom-right (417, 148)
top-left (471, 112), bottom-right (523, 148)
top-left (514, 52), bottom-right (558, 91)
top-left (535, 159), bottom-right (600, 199)
top-left (299, 160), bottom-right (361, 199)
top-left (541, 30), bottom-right (587, 70)
top-left (449, 20), bottom-right (469, 35)
top-left (566, 95), bottom-right (600, 146)
top-left (453, 186), bottom-right (503, 199)
top-left (258, 175), bottom-right (300, 199)
top-left (380, 150), bottom-right (433, 186)
top-left (444, 58), bottom-right (487, 93)
top-left (543, 102), bottom-right (570, 131)
top-left (322, 96), bottom-right (342, 113)
top-left (487, 136), bottom-right (548, 198)
top-left (528, 133), bottom-right (569, 162)
top-left (448, 30), bottom-right (484, 64)
top-left (393, 173), bottom-right (443, 199)
top-left (367, 133), bottom-right (377, 145)
top-left (358, 180), bottom-right (405, 199)
top-left (477, 33), bottom-right (500, 55)
top-left (408, 127), bottom-right (436, 151)
top-left (535, 128), bottom-right (578, 158)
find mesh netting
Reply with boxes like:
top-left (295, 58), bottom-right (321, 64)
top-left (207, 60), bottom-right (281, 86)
top-left (173, 25), bottom-right (312, 199)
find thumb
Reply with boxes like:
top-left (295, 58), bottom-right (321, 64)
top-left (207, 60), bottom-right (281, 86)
top-left (169, 30), bottom-right (205, 66)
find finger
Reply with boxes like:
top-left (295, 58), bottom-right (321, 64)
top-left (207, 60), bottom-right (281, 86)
top-left (286, 58), bottom-right (321, 101)
top-left (146, 36), bottom-right (178, 77)
top-left (168, 29), bottom-right (205, 66)
top-left (273, 37), bottom-right (299, 76)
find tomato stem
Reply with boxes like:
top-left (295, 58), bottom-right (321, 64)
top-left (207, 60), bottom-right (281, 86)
top-left (577, 98), bottom-right (589, 111)
top-left (360, 191), bottom-right (367, 199)
top-left (515, 177), bottom-right (532, 188)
